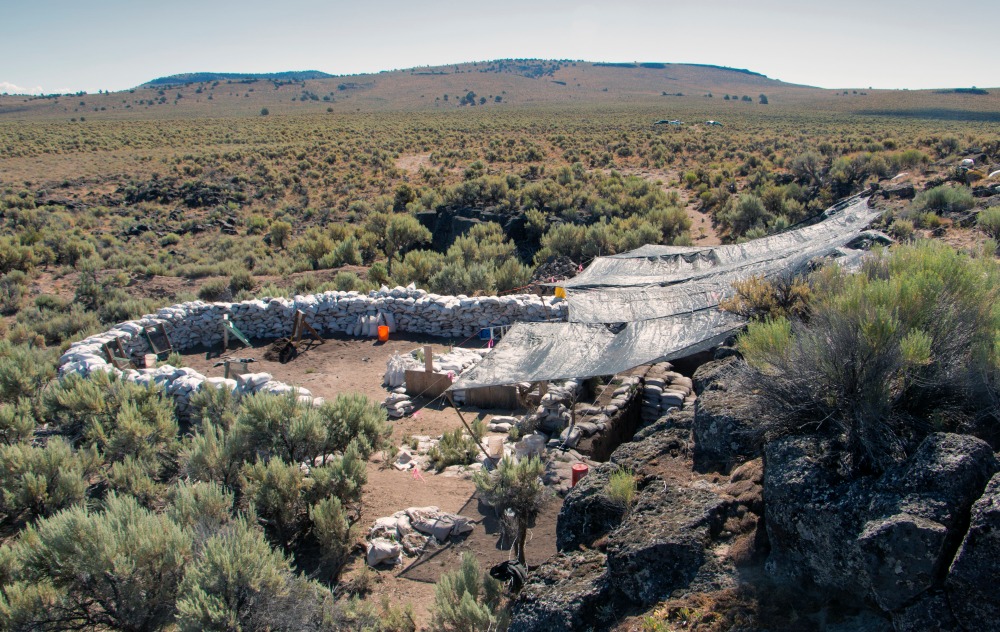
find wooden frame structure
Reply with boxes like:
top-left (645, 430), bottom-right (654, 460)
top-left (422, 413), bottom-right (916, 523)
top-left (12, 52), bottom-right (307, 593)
top-left (101, 337), bottom-right (133, 370)
top-left (143, 323), bottom-right (173, 359)
top-left (291, 310), bottom-right (323, 349)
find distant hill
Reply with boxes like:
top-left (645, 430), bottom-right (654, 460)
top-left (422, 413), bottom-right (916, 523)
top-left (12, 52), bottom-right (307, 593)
top-left (144, 71), bottom-right (334, 86)
top-left (4, 59), bottom-right (998, 121)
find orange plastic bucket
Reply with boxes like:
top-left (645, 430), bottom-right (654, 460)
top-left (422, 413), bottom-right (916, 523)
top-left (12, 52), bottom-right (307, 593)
top-left (571, 463), bottom-right (589, 486)
top-left (377, 325), bottom-right (389, 342)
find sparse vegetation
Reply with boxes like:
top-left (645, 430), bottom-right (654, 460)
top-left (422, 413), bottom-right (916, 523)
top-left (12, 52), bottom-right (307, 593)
top-left (431, 552), bottom-right (509, 632)
top-left (0, 58), bottom-right (999, 629)
top-left (738, 242), bottom-right (1000, 473)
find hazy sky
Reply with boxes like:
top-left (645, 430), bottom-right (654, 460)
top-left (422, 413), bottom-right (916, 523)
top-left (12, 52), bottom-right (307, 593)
top-left (2, 0), bottom-right (997, 94)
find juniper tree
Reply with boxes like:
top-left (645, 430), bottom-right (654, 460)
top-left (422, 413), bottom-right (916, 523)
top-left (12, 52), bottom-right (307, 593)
top-left (474, 456), bottom-right (549, 565)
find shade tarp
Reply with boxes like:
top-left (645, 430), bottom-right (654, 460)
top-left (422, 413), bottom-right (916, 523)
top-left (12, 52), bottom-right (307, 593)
top-left (449, 309), bottom-right (744, 390)
top-left (556, 197), bottom-right (879, 291)
top-left (448, 196), bottom-right (879, 390)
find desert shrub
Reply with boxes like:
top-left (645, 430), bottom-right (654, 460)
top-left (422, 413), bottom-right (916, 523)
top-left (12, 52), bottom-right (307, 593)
top-left (720, 275), bottom-right (811, 322)
top-left (241, 458), bottom-right (312, 548)
top-left (316, 393), bottom-right (391, 459)
top-left (368, 261), bottom-right (391, 286)
top-left (0, 399), bottom-right (34, 445)
top-left (179, 421), bottom-right (243, 489)
top-left (159, 233), bottom-right (181, 246)
top-left (175, 516), bottom-right (333, 632)
top-left (33, 294), bottom-right (69, 313)
top-left (106, 454), bottom-right (165, 508)
top-left (231, 392), bottom-right (388, 466)
top-left (320, 236), bottom-right (363, 268)
top-left (42, 371), bottom-right (178, 464)
top-left (310, 496), bottom-right (354, 579)
top-left (888, 218), bottom-right (915, 241)
top-left (166, 480), bottom-right (235, 535)
top-left (0, 439), bottom-right (100, 526)
top-left (978, 206), bottom-right (1000, 240)
top-left (333, 595), bottom-right (416, 631)
top-left (241, 450), bottom-right (363, 560)
top-left (494, 258), bottom-right (533, 293)
top-left (14, 304), bottom-right (102, 345)
top-left (96, 296), bottom-right (160, 325)
top-left (228, 269), bottom-right (254, 295)
top-left (428, 262), bottom-right (496, 295)
top-left (0, 236), bottom-right (37, 274)
top-left (717, 194), bottom-right (774, 238)
top-left (427, 428), bottom-right (480, 472)
top-left (385, 214), bottom-right (432, 259)
top-left (0, 493), bottom-right (191, 631)
top-left (604, 467), bottom-right (638, 511)
top-left (333, 271), bottom-right (366, 292)
top-left (198, 278), bottom-right (231, 301)
top-left (892, 149), bottom-right (929, 170)
top-left (0, 342), bottom-right (57, 403)
top-left (0, 271), bottom-right (27, 315)
top-left (912, 185), bottom-right (974, 214)
top-left (188, 384), bottom-right (241, 431)
top-left (535, 223), bottom-right (586, 262)
top-left (269, 220), bottom-right (293, 249)
top-left (738, 242), bottom-right (1000, 473)
top-left (431, 552), bottom-right (508, 632)
top-left (914, 211), bottom-right (943, 229)
top-left (392, 249), bottom-right (445, 288)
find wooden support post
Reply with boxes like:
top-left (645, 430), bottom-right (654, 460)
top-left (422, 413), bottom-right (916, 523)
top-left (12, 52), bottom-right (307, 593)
top-left (424, 346), bottom-right (434, 373)
top-left (538, 381), bottom-right (548, 398)
top-left (446, 392), bottom-right (493, 464)
top-left (223, 315), bottom-right (230, 350)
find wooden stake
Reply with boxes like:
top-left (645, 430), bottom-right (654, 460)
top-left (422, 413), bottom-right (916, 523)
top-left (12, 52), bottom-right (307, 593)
top-left (424, 346), bottom-right (434, 373)
top-left (446, 392), bottom-right (493, 464)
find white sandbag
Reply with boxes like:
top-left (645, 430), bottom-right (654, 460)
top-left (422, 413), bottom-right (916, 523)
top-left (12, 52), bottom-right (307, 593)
top-left (366, 537), bottom-right (401, 567)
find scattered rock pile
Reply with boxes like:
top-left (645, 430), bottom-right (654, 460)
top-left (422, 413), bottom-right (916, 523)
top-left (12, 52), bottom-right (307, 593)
top-left (392, 435), bottom-right (436, 471)
top-left (531, 256), bottom-right (582, 283)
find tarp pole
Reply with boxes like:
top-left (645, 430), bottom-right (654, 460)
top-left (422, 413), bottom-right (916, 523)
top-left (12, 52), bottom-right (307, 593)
top-left (445, 391), bottom-right (493, 464)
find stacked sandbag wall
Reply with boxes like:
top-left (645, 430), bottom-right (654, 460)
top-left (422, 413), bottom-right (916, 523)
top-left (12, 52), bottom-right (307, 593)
top-left (57, 286), bottom-right (567, 418)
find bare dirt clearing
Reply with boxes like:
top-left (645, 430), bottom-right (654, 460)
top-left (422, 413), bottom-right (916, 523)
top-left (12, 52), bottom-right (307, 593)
top-left (395, 153), bottom-right (433, 173)
top-left (179, 332), bottom-right (562, 629)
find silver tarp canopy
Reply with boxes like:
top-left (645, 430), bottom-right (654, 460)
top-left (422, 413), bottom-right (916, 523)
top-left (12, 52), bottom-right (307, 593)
top-left (449, 310), bottom-right (744, 390)
top-left (448, 196), bottom-right (879, 390)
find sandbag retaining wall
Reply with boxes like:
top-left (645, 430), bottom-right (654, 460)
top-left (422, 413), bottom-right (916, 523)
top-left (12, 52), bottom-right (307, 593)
top-left (57, 286), bottom-right (568, 416)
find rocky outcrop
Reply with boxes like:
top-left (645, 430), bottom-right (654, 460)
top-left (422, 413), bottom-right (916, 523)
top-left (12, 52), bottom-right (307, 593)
top-left (691, 357), bottom-right (760, 470)
top-left (508, 550), bottom-right (615, 632)
top-left (604, 483), bottom-right (728, 605)
top-left (881, 182), bottom-right (916, 200)
top-left (764, 432), bottom-right (998, 620)
top-left (555, 463), bottom-right (626, 551)
top-left (946, 472), bottom-right (1000, 629)
top-left (514, 407), bottom-right (756, 628)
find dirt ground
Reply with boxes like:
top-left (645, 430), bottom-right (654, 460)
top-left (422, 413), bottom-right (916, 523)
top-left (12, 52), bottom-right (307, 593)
top-left (180, 332), bottom-right (563, 629)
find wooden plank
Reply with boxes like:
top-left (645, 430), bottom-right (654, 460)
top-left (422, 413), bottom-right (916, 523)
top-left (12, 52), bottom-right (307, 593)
top-left (423, 346), bottom-right (434, 373)
top-left (464, 385), bottom-right (521, 410)
top-left (404, 369), bottom-right (454, 398)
